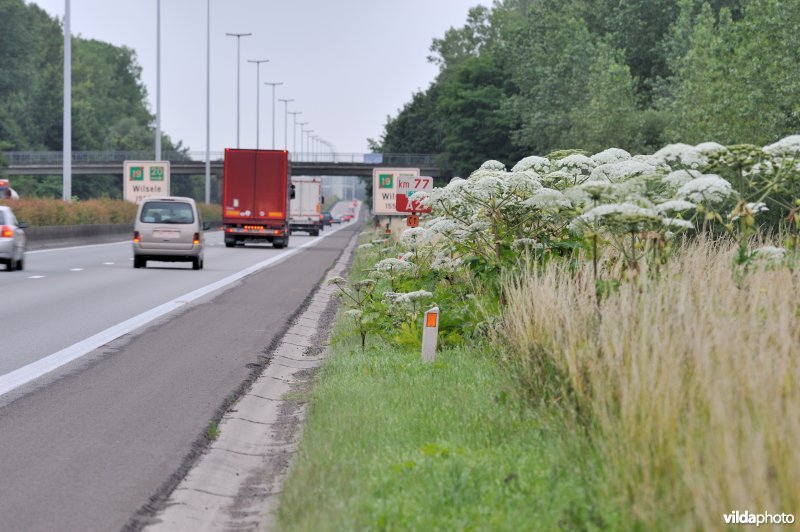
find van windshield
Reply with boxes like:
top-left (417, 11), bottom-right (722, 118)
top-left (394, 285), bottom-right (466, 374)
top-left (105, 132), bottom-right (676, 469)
top-left (140, 201), bottom-right (195, 224)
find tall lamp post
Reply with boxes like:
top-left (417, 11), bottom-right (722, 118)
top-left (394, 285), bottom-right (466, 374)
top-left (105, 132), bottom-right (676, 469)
top-left (289, 111), bottom-right (302, 154)
top-left (63, 0), bottom-right (71, 201)
top-left (225, 32), bottom-right (252, 148)
top-left (264, 82), bottom-right (283, 150)
top-left (155, 0), bottom-right (161, 161)
top-left (247, 59), bottom-right (269, 149)
top-left (204, 0), bottom-right (211, 203)
top-left (297, 121), bottom-right (308, 160)
top-left (278, 98), bottom-right (293, 150)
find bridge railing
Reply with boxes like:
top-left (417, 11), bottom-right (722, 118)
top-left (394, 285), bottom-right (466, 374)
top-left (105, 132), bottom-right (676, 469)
top-left (3, 151), bottom-right (440, 167)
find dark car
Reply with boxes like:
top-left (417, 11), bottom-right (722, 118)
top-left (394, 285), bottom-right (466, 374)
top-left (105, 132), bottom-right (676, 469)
top-left (322, 212), bottom-right (333, 227)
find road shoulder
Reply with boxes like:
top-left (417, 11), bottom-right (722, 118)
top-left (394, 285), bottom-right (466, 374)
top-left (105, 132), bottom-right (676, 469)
top-left (142, 225), bottom-right (359, 531)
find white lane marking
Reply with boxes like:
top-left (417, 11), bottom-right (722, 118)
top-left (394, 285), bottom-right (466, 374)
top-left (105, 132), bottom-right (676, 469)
top-left (0, 219), bottom-right (356, 398)
top-left (27, 240), bottom-right (129, 254)
top-left (28, 276), bottom-right (45, 279)
top-left (102, 262), bottom-right (114, 265)
top-left (70, 268), bottom-right (84, 272)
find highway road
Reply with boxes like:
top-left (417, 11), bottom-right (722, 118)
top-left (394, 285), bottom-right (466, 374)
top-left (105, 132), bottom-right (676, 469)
top-left (0, 202), bottom-right (361, 531)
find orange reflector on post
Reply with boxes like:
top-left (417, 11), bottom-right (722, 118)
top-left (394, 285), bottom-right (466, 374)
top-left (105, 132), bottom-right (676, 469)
top-left (422, 307), bottom-right (440, 363)
top-left (426, 313), bottom-right (438, 328)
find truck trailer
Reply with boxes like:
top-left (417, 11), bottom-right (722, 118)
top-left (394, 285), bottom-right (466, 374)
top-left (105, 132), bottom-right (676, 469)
top-left (289, 176), bottom-right (323, 236)
top-left (222, 149), bottom-right (292, 248)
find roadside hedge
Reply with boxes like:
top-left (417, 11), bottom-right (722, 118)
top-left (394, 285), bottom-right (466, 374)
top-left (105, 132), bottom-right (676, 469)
top-left (0, 199), bottom-right (221, 226)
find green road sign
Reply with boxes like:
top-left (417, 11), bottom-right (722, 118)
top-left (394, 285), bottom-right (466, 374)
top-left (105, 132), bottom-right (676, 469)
top-left (129, 167), bottom-right (144, 181)
top-left (150, 166), bottom-right (165, 181)
top-left (379, 174), bottom-right (393, 189)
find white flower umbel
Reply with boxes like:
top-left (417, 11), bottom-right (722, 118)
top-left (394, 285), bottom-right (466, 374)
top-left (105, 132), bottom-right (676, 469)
top-left (523, 188), bottom-right (572, 210)
top-left (478, 160), bottom-right (506, 171)
top-left (663, 169), bottom-right (702, 189)
top-left (555, 154), bottom-right (596, 174)
top-left (505, 171), bottom-right (543, 195)
top-left (375, 257), bottom-right (415, 273)
top-left (345, 309), bottom-right (363, 319)
top-left (426, 217), bottom-right (462, 236)
top-left (541, 170), bottom-right (578, 189)
top-left (512, 155), bottom-right (551, 174)
top-left (653, 143), bottom-right (707, 169)
top-left (394, 290), bottom-right (433, 304)
top-left (400, 227), bottom-right (430, 244)
top-left (753, 245), bottom-right (786, 262)
top-left (676, 175), bottom-right (736, 206)
top-left (591, 148), bottom-right (631, 165)
top-left (662, 218), bottom-right (695, 230)
top-left (589, 160), bottom-right (658, 183)
top-left (357, 243), bottom-right (374, 251)
top-left (578, 179), bottom-right (616, 201)
top-left (655, 199), bottom-right (697, 214)
top-left (431, 250), bottom-right (462, 273)
top-left (471, 174), bottom-right (507, 200)
top-left (763, 135), bottom-right (800, 157)
top-left (569, 202), bottom-right (660, 234)
top-left (327, 276), bottom-right (347, 287)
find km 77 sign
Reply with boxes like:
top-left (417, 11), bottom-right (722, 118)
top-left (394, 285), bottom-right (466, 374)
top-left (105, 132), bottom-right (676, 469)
top-left (396, 175), bottom-right (433, 213)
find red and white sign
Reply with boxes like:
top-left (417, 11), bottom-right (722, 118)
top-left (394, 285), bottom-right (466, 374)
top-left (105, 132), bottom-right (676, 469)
top-left (395, 175), bottom-right (433, 213)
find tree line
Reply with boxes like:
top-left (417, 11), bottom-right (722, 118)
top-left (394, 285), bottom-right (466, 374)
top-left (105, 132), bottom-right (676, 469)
top-left (370, 0), bottom-right (800, 177)
top-left (0, 0), bottom-right (208, 199)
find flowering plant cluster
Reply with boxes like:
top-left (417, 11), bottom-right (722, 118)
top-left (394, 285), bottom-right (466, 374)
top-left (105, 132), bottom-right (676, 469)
top-left (420, 135), bottom-right (800, 290)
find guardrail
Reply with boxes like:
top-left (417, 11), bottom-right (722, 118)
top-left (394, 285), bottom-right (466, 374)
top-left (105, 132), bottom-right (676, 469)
top-left (3, 151), bottom-right (440, 167)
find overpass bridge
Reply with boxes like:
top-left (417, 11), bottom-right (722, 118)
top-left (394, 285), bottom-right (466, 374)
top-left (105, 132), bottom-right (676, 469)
top-left (2, 151), bottom-right (446, 178)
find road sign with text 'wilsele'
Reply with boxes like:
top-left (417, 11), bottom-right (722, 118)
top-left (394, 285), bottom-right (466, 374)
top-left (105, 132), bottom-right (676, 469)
top-left (372, 168), bottom-right (420, 215)
top-left (396, 175), bottom-right (433, 213)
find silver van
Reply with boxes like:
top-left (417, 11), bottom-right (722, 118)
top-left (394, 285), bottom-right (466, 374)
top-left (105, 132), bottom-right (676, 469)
top-left (133, 196), bottom-right (208, 270)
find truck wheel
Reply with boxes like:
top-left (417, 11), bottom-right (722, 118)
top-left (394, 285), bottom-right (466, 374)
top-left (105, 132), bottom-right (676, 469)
top-left (273, 239), bottom-right (285, 249)
top-left (311, 229), bottom-right (320, 237)
top-left (224, 237), bottom-right (235, 248)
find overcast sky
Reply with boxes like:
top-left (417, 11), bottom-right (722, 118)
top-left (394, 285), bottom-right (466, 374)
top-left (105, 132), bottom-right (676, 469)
top-left (28, 0), bottom-right (485, 155)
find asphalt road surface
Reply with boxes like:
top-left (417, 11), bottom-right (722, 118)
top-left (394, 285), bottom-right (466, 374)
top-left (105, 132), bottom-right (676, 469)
top-left (0, 203), bottom-right (360, 531)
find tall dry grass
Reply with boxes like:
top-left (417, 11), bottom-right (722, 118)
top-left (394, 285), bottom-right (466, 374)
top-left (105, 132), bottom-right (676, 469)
top-left (502, 239), bottom-right (800, 528)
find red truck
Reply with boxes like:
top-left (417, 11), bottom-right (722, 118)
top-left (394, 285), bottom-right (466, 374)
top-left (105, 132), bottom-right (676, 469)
top-left (222, 149), bottom-right (292, 248)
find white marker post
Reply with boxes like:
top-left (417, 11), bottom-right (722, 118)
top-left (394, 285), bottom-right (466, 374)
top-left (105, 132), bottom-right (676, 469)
top-left (421, 307), bottom-right (440, 363)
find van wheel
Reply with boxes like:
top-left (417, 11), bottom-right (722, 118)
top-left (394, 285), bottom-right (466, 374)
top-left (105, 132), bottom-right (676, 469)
top-left (16, 256), bottom-right (24, 271)
top-left (134, 256), bottom-right (145, 268)
top-left (7, 258), bottom-right (16, 272)
top-left (199, 259), bottom-right (204, 270)
top-left (192, 257), bottom-right (201, 270)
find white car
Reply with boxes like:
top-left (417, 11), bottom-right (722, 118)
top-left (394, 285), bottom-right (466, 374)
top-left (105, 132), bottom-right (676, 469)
top-left (0, 205), bottom-right (27, 271)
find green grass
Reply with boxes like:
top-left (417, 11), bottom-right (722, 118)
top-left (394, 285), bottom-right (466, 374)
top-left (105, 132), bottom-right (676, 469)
top-left (277, 321), bottom-right (617, 531)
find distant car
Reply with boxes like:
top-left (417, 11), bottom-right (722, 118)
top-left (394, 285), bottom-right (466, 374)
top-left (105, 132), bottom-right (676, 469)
top-left (322, 212), bottom-right (333, 227)
top-left (344, 214), bottom-right (353, 222)
top-left (132, 196), bottom-right (208, 270)
top-left (0, 205), bottom-right (27, 271)
top-left (332, 215), bottom-right (343, 224)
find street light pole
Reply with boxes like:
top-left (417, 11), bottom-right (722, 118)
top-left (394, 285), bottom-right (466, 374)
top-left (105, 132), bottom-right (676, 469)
top-left (225, 32), bottom-right (252, 149)
top-left (277, 98), bottom-right (293, 150)
top-left (155, 0), bottom-right (161, 161)
top-left (289, 111), bottom-right (301, 154)
top-left (264, 82), bottom-right (283, 150)
top-left (205, 0), bottom-right (211, 203)
top-left (297, 121), bottom-right (308, 160)
top-left (247, 59), bottom-right (269, 149)
top-left (63, 0), bottom-right (71, 201)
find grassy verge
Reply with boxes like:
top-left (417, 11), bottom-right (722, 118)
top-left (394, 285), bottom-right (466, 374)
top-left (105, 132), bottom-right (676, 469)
top-left (277, 317), bottom-right (617, 530)
top-left (502, 238), bottom-right (800, 528)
